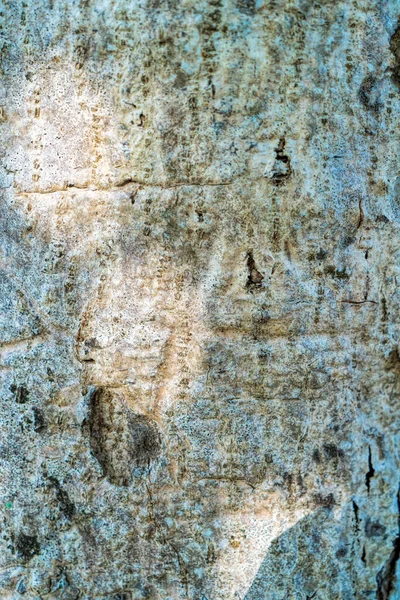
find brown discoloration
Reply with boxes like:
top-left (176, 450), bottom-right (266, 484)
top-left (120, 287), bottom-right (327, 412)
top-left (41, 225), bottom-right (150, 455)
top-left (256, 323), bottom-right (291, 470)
top-left (88, 388), bottom-right (162, 486)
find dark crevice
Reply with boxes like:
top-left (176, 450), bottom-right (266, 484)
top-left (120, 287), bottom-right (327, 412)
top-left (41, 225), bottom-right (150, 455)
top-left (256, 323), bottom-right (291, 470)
top-left (390, 22), bottom-right (400, 90)
top-left (362, 545), bottom-right (367, 564)
top-left (271, 136), bottom-right (292, 185)
top-left (382, 296), bottom-right (388, 322)
top-left (245, 250), bottom-right (264, 289)
top-left (341, 300), bottom-right (377, 305)
top-left (353, 500), bottom-right (360, 527)
top-left (376, 487), bottom-right (400, 599)
top-left (357, 197), bottom-right (365, 229)
top-left (366, 446), bottom-right (375, 494)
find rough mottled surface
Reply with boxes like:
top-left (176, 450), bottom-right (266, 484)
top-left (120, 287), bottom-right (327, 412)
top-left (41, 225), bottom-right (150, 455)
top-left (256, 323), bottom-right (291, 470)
top-left (0, 1), bottom-right (400, 598)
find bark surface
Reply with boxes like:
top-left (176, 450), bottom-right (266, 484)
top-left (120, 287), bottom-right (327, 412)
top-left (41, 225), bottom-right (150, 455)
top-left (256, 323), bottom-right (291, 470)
top-left (0, 1), bottom-right (399, 599)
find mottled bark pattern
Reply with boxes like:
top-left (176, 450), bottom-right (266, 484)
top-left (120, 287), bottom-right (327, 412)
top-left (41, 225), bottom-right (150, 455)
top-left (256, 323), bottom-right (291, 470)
top-left (0, 1), bottom-right (399, 599)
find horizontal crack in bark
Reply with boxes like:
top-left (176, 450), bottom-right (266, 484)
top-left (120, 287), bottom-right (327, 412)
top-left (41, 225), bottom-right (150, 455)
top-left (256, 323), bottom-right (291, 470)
top-left (15, 179), bottom-right (239, 196)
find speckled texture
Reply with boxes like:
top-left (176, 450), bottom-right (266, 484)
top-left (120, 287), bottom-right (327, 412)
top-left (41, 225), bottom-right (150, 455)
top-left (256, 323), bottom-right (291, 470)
top-left (0, 1), bottom-right (400, 598)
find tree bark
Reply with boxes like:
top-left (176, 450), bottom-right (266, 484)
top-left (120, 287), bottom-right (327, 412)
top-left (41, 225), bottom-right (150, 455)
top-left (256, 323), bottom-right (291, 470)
top-left (0, 1), bottom-right (399, 598)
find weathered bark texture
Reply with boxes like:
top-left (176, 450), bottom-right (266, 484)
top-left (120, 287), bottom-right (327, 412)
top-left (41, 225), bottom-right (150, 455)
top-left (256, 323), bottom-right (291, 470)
top-left (0, 1), bottom-right (400, 598)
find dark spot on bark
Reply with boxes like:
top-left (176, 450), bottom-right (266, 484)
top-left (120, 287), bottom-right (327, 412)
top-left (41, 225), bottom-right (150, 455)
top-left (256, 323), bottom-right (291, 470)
top-left (312, 493), bottom-right (335, 508)
top-left (283, 472), bottom-right (293, 489)
top-left (341, 235), bottom-right (355, 247)
top-left (201, 9), bottom-right (222, 39)
top-left (312, 448), bottom-right (321, 463)
top-left (207, 542), bottom-right (216, 564)
top-left (386, 347), bottom-right (400, 374)
top-left (74, 45), bottom-right (87, 70)
top-left (246, 250), bottom-right (264, 289)
top-left (284, 239), bottom-right (291, 260)
top-left (377, 214), bottom-right (389, 224)
top-left (47, 476), bottom-right (75, 520)
top-left (32, 407), bottom-right (45, 432)
top-left (358, 76), bottom-right (382, 112)
top-left (88, 388), bottom-right (162, 486)
top-left (382, 297), bottom-right (388, 322)
top-left (323, 443), bottom-right (339, 459)
top-left (271, 137), bottom-right (292, 185)
top-left (389, 23), bottom-right (400, 90)
top-left (324, 265), bottom-right (336, 276)
top-left (324, 265), bottom-right (350, 279)
top-left (175, 69), bottom-right (189, 88)
top-left (11, 385), bottom-right (29, 404)
top-left (15, 533), bottom-right (40, 561)
top-left (237, 0), bottom-right (256, 15)
top-left (365, 518), bottom-right (386, 538)
top-left (315, 248), bottom-right (328, 260)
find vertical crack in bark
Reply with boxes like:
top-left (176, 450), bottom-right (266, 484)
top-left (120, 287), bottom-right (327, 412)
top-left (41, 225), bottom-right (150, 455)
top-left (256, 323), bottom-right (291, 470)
top-left (357, 197), bottom-right (365, 229)
top-left (366, 446), bottom-right (375, 494)
top-left (376, 487), bottom-right (400, 599)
